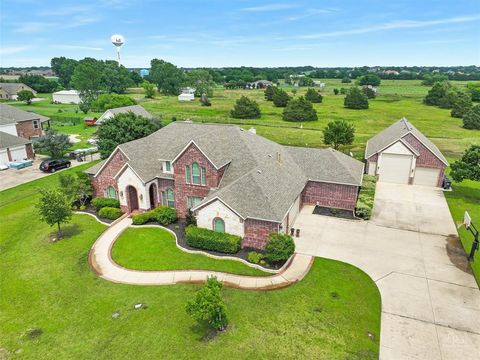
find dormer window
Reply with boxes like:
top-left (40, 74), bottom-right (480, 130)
top-left (185, 162), bottom-right (206, 185)
top-left (163, 161), bottom-right (173, 174)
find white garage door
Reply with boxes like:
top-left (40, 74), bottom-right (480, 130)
top-left (414, 167), bottom-right (440, 187)
top-left (9, 146), bottom-right (27, 161)
top-left (379, 153), bottom-right (412, 184)
top-left (0, 150), bottom-right (9, 166)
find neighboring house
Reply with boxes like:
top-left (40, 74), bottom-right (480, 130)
top-left (0, 131), bottom-right (35, 166)
top-left (365, 117), bottom-right (448, 187)
top-left (86, 122), bottom-right (364, 249)
top-left (0, 104), bottom-right (50, 140)
top-left (178, 87), bottom-right (195, 101)
top-left (52, 90), bottom-right (81, 104)
top-left (313, 81), bottom-right (326, 88)
top-left (246, 80), bottom-right (273, 89)
top-left (95, 105), bottom-right (154, 125)
top-left (0, 83), bottom-right (37, 100)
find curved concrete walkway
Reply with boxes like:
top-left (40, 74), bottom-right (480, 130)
top-left (88, 217), bottom-right (314, 290)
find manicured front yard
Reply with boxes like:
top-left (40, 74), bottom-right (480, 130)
top-left (112, 227), bottom-right (268, 276)
top-left (0, 164), bottom-right (381, 359)
top-left (445, 179), bottom-right (480, 286)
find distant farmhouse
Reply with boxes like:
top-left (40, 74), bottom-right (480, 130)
top-left (52, 90), bottom-right (81, 104)
top-left (96, 105), bottom-right (154, 125)
top-left (0, 83), bottom-right (37, 100)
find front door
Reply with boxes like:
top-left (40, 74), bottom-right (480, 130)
top-left (127, 186), bottom-right (139, 212)
top-left (149, 183), bottom-right (157, 209)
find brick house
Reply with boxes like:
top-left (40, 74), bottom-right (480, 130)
top-left (86, 122), bottom-right (364, 250)
top-left (365, 118), bottom-right (448, 187)
top-left (0, 104), bottom-right (50, 140)
top-left (0, 131), bottom-right (35, 166)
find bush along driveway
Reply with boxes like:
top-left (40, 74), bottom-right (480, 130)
top-left (90, 217), bottom-right (314, 289)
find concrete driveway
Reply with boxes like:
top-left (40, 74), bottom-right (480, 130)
top-left (293, 183), bottom-right (480, 360)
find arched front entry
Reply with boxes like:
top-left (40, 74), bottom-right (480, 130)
top-left (149, 183), bottom-right (157, 209)
top-left (126, 185), bottom-right (139, 212)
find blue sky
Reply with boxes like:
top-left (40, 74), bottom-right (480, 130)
top-left (1, 0), bottom-right (479, 68)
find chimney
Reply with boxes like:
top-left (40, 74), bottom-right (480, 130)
top-left (248, 127), bottom-right (256, 134)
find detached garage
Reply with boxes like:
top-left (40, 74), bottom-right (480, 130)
top-left (365, 118), bottom-right (448, 187)
top-left (0, 131), bottom-right (34, 166)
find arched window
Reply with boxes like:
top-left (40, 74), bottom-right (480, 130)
top-left (213, 217), bottom-right (225, 233)
top-left (191, 163), bottom-right (200, 184)
top-left (105, 186), bottom-right (117, 199)
top-left (163, 188), bottom-right (175, 207)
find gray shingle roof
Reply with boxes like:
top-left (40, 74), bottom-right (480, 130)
top-left (85, 160), bottom-right (105, 175)
top-left (88, 122), bottom-right (365, 222)
top-left (0, 104), bottom-right (49, 126)
top-left (0, 83), bottom-right (36, 96)
top-left (365, 117), bottom-right (448, 165)
top-left (0, 131), bottom-right (31, 149)
top-left (108, 105), bottom-right (153, 118)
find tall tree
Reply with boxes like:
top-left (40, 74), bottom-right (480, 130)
top-left (344, 87), bottom-right (369, 109)
top-left (423, 81), bottom-right (453, 107)
top-left (51, 57), bottom-right (78, 87)
top-left (230, 96), bottom-right (261, 119)
top-left (463, 104), bottom-right (480, 130)
top-left (304, 88), bottom-right (323, 103)
top-left (272, 88), bottom-right (290, 107)
top-left (96, 112), bottom-right (161, 158)
top-left (451, 91), bottom-right (472, 118)
top-left (17, 90), bottom-right (35, 104)
top-left (101, 61), bottom-right (134, 94)
top-left (34, 129), bottom-right (71, 158)
top-left (37, 189), bottom-right (72, 239)
top-left (323, 120), bottom-right (355, 150)
top-left (149, 59), bottom-right (185, 95)
top-left (185, 69), bottom-right (215, 97)
top-left (282, 97), bottom-right (318, 122)
top-left (358, 74), bottom-right (381, 86)
top-left (450, 145), bottom-right (480, 182)
top-left (70, 58), bottom-right (104, 110)
top-left (18, 74), bottom-right (57, 93)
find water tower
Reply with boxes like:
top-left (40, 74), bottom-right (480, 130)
top-left (111, 34), bottom-right (125, 65)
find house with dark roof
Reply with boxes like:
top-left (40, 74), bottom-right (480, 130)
top-left (0, 104), bottom-right (49, 140)
top-left (95, 105), bottom-right (154, 125)
top-left (86, 122), bottom-right (364, 249)
top-left (0, 83), bottom-right (37, 100)
top-left (0, 131), bottom-right (35, 166)
top-left (365, 117), bottom-right (448, 187)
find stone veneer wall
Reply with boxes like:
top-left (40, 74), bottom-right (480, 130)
top-left (302, 181), bottom-right (359, 211)
top-left (15, 121), bottom-right (43, 139)
top-left (242, 219), bottom-right (279, 250)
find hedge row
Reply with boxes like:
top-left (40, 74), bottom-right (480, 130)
top-left (91, 197), bottom-right (120, 211)
top-left (98, 207), bottom-right (123, 220)
top-left (185, 226), bottom-right (241, 254)
top-left (131, 206), bottom-right (177, 225)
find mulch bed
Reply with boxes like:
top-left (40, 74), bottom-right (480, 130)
top-left (313, 206), bottom-right (358, 220)
top-left (75, 207), bottom-right (115, 224)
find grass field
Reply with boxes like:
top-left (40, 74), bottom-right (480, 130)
top-left (0, 163), bottom-right (381, 359)
top-left (112, 227), bottom-right (268, 276)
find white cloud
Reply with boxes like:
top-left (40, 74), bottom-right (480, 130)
top-left (13, 22), bottom-right (55, 33)
top-left (0, 46), bottom-right (31, 55)
top-left (299, 14), bottom-right (480, 39)
top-left (241, 3), bottom-right (297, 12)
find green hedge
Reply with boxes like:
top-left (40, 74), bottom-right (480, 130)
top-left (98, 207), bottom-right (123, 220)
top-left (355, 175), bottom-right (376, 220)
top-left (91, 197), bottom-right (120, 211)
top-left (185, 226), bottom-right (241, 254)
top-left (131, 206), bottom-right (177, 225)
top-left (265, 233), bottom-right (295, 263)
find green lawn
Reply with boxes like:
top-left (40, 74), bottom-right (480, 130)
top-left (0, 163), bottom-right (381, 359)
top-left (112, 227), bottom-right (269, 276)
top-left (445, 179), bottom-right (480, 285)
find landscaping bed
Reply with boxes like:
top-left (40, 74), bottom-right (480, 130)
top-left (75, 206), bottom-right (116, 224)
top-left (355, 175), bottom-right (377, 220)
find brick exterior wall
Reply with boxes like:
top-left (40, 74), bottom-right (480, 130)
top-left (302, 181), bottom-right (359, 211)
top-left (25, 143), bottom-right (34, 159)
top-left (91, 149), bottom-right (127, 198)
top-left (172, 143), bottom-right (225, 217)
top-left (403, 134), bottom-right (445, 187)
top-left (15, 120), bottom-right (43, 139)
top-left (157, 178), bottom-right (175, 206)
top-left (366, 153), bottom-right (378, 174)
top-left (243, 219), bottom-right (279, 250)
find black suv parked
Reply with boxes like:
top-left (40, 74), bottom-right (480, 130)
top-left (39, 159), bottom-right (71, 173)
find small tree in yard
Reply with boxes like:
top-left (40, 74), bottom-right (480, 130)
top-left (323, 120), bottom-right (355, 150)
top-left (186, 276), bottom-right (228, 331)
top-left (344, 87), bottom-right (369, 109)
top-left (451, 91), bottom-right (472, 118)
top-left (305, 88), bottom-right (323, 103)
top-left (17, 90), bottom-right (35, 104)
top-left (142, 81), bottom-right (156, 98)
top-left (450, 145), bottom-right (480, 182)
top-left (37, 188), bottom-right (72, 239)
top-left (283, 97), bottom-right (318, 122)
top-left (341, 76), bottom-right (352, 83)
top-left (265, 233), bottom-right (295, 263)
top-left (333, 88), bottom-right (339, 95)
top-left (230, 96), bottom-right (261, 119)
top-left (264, 85), bottom-right (274, 101)
top-left (362, 86), bottom-right (377, 99)
top-left (358, 73), bottom-right (381, 86)
top-left (462, 104), bottom-right (480, 130)
top-left (59, 172), bottom-right (92, 207)
top-left (34, 129), bottom-right (71, 159)
top-left (272, 87), bottom-right (291, 107)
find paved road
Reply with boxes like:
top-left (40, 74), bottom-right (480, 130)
top-left (89, 216), bottom-right (314, 290)
top-left (293, 183), bottom-right (479, 360)
top-left (0, 153), bottom-right (100, 191)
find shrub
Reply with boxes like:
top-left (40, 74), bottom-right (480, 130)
top-left (451, 91), bottom-right (472, 118)
top-left (344, 87), bottom-right (369, 109)
top-left (272, 88), bottom-right (291, 107)
top-left (340, 87), bottom-right (348, 95)
top-left (185, 226), bottom-right (241, 254)
top-left (463, 105), bottom-right (480, 130)
top-left (247, 251), bottom-right (264, 264)
top-left (230, 96), bottom-right (261, 119)
top-left (341, 76), bottom-right (352, 83)
top-left (91, 197), bottom-right (120, 211)
top-left (186, 209), bottom-right (197, 226)
top-left (358, 73), bottom-right (381, 86)
top-left (305, 88), bottom-right (323, 103)
top-left (423, 81), bottom-right (453, 107)
top-left (265, 233), bottom-right (295, 263)
top-left (98, 207), bottom-right (123, 220)
top-left (355, 205), bottom-right (372, 220)
top-left (131, 212), bottom-right (152, 225)
top-left (333, 88), bottom-right (339, 95)
top-left (264, 85), bottom-right (275, 101)
top-left (283, 97), bottom-right (318, 122)
top-left (91, 93), bottom-right (136, 112)
top-left (154, 206), bottom-right (177, 225)
top-left (362, 86), bottom-right (377, 99)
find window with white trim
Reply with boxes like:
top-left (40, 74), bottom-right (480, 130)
top-left (33, 120), bottom-right (39, 129)
top-left (162, 188), bottom-right (175, 207)
top-left (187, 196), bottom-right (203, 209)
top-left (105, 186), bottom-right (118, 199)
top-left (164, 161), bottom-right (172, 173)
top-left (186, 162), bottom-right (206, 185)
